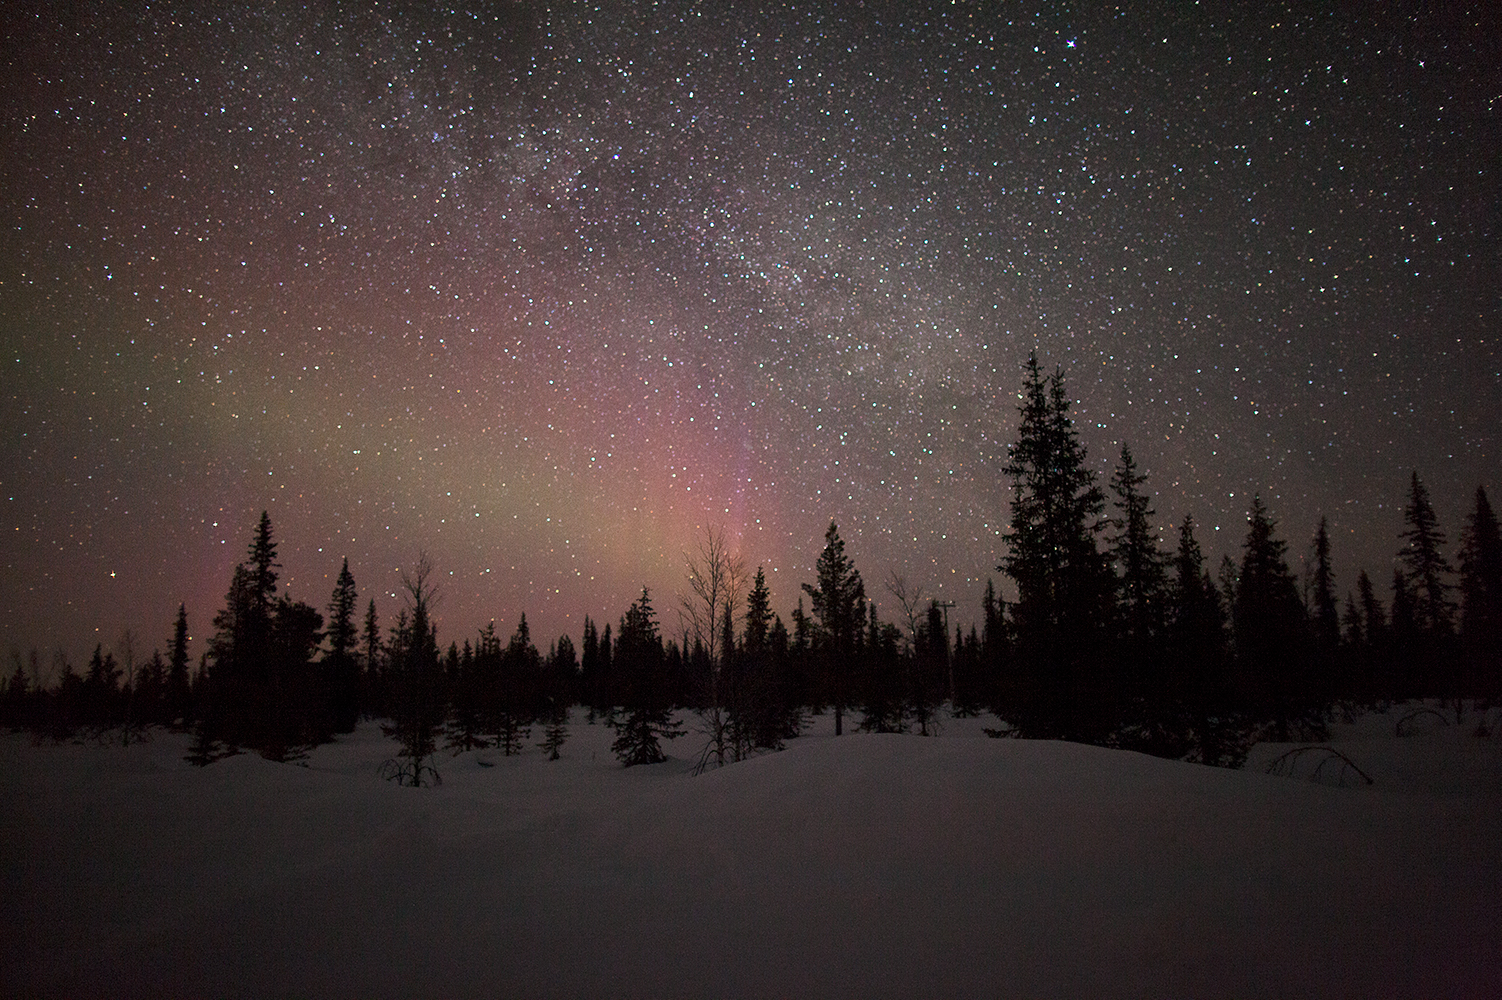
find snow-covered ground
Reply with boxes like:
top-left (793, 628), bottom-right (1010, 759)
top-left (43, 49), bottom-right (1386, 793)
top-left (4, 705), bottom-right (1500, 998)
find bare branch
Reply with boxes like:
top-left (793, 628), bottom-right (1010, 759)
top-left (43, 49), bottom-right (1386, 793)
top-left (884, 569), bottom-right (925, 654)
top-left (679, 525), bottom-right (746, 771)
top-left (678, 525), bottom-right (746, 670)
top-left (400, 551), bottom-right (441, 612)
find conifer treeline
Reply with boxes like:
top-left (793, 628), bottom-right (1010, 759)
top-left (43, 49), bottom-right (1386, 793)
top-left (4, 354), bottom-right (1499, 769)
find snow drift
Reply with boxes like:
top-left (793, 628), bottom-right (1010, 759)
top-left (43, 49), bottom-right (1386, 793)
top-left (4, 709), bottom-right (1499, 998)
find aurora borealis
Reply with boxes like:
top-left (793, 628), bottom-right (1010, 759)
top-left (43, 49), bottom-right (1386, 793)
top-left (2, 2), bottom-right (1497, 666)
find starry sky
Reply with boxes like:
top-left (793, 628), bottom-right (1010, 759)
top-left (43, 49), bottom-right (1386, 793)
top-left (3, 1), bottom-right (1498, 668)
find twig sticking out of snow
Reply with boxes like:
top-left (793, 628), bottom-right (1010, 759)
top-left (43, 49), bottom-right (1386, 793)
top-left (379, 757), bottom-right (442, 787)
top-left (1395, 708), bottom-right (1449, 737)
top-left (1264, 746), bottom-right (1374, 788)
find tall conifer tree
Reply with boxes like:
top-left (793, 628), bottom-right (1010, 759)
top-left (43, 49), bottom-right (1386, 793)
top-left (998, 353), bottom-right (1112, 741)
top-left (1399, 472), bottom-right (1455, 638)
top-left (610, 588), bottom-right (682, 765)
top-left (1306, 517), bottom-right (1340, 650)
top-left (1234, 497), bottom-right (1315, 740)
top-left (1457, 486), bottom-right (1501, 686)
top-left (167, 604), bottom-right (192, 726)
top-left (802, 522), bottom-right (865, 736)
top-left (1108, 443), bottom-right (1166, 645)
top-left (325, 558), bottom-right (361, 732)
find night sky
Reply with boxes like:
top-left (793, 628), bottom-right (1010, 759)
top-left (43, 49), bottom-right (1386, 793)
top-left (3, 2), bottom-right (1497, 668)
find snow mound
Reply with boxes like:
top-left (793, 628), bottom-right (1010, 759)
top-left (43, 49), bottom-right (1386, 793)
top-left (4, 718), bottom-right (1499, 998)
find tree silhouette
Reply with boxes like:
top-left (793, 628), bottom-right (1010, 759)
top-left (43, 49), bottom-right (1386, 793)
top-left (167, 604), bottom-right (192, 728)
top-left (580, 616), bottom-right (603, 720)
top-left (362, 598), bottom-right (383, 717)
top-left (1107, 444), bottom-right (1171, 750)
top-left (997, 354), bottom-right (1113, 741)
top-left (679, 525), bottom-right (745, 769)
top-left (264, 595), bottom-right (325, 759)
top-left (82, 644), bottom-right (121, 731)
top-left (732, 566), bottom-right (800, 753)
top-left (802, 521), bottom-right (865, 736)
top-left (1389, 566), bottom-right (1419, 676)
top-left (1399, 472), bottom-right (1455, 639)
top-left (446, 626), bottom-right (491, 754)
top-left (858, 601), bottom-right (907, 734)
top-left (1355, 570), bottom-right (1385, 651)
top-left (202, 513), bottom-right (311, 756)
top-left (247, 511), bottom-right (279, 618)
top-left (610, 588), bottom-right (683, 765)
top-left (324, 558), bottom-right (361, 733)
top-left (3, 653), bottom-right (32, 731)
top-left (492, 614), bottom-right (540, 755)
top-left (380, 554), bottom-right (444, 786)
top-left (910, 602), bottom-right (948, 735)
top-left (1457, 486), bottom-right (1501, 688)
top-left (539, 634), bottom-right (576, 759)
top-left (1306, 516), bottom-right (1340, 652)
top-left (1166, 515), bottom-right (1238, 763)
top-left (1233, 497), bottom-right (1316, 741)
top-left (1108, 443), bottom-right (1167, 646)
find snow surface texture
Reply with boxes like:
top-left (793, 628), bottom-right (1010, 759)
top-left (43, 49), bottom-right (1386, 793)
top-left (4, 707), bottom-right (1500, 998)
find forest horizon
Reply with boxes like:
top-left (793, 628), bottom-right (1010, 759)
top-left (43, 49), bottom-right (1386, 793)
top-left (8, 355), bottom-right (1498, 775)
top-left (6, 352), bottom-right (1497, 688)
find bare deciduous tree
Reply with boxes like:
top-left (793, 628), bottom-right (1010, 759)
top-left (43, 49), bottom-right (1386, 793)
top-left (381, 553), bottom-right (444, 787)
top-left (884, 570), bottom-right (926, 657)
top-left (680, 525), bottom-right (745, 771)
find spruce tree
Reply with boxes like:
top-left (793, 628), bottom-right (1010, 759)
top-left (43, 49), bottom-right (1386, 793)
top-left (247, 510), bottom-right (279, 618)
top-left (494, 614), bottom-right (540, 755)
top-left (790, 598), bottom-right (813, 662)
top-left (580, 616), bottom-right (602, 720)
top-left (1306, 517), bottom-right (1340, 651)
top-left (1357, 570), bottom-right (1385, 658)
top-left (3, 654), bottom-right (31, 731)
top-left (1399, 472), bottom-right (1455, 638)
top-left (1108, 443), bottom-right (1167, 645)
top-left (203, 514), bottom-right (292, 754)
top-left (599, 622), bottom-right (613, 712)
top-left (362, 598), bottom-right (382, 715)
top-left (1167, 514), bottom-right (1234, 762)
top-left (744, 567), bottom-right (773, 657)
top-left (1169, 516), bottom-right (1225, 661)
top-left (859, 602), bottom-right (907, 733)
top-left (979, 577), bottom-right (1008, 707)
top-left (167, 604), bottom-right (193, 727)
top-left (1107, 444), bottom-right (1172, 750)
top-left (265, 595), bottom-right (325, 759)
top-left (539, 635), bottom-right (575, 759)
top-left (1234, 497), bottom-right (1317, 740)
top-left (610, 588), bottom-right (683, 765)
top-left (801, 521), bottom-right (866, 736)
top-left (997, 353), bottom-right (1113, 741)
top-left (446, 628), bottom-right (490, 754)
top-left (324, 558), bottom-right (361, 733)
top-left (82, 645), bottom-right (122, 730)
top-left (1390, 568), bottom-right (1418, 655)
top-left (909, 602), bottom-right (948, 735)
top-left (740, 567), bottom-right (800, 749)
top-left (1457, 486), bottom-right (1502, 691)
top-left (1341, 593), bottom-right (1364, 648)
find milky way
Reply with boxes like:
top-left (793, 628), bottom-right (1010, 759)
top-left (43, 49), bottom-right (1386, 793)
top-left (3, 2), bottom-right (1497, 665)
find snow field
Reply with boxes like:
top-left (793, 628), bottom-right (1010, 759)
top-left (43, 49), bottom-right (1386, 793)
top-left (4, 705), bottom-right (1500, 998)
